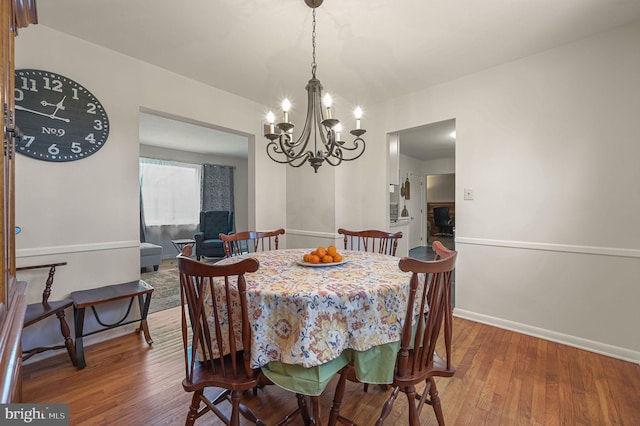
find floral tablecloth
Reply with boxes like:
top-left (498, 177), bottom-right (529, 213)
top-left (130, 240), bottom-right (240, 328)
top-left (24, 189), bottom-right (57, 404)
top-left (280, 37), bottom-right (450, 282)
top-left (214, 248), bottom-right (413, 369)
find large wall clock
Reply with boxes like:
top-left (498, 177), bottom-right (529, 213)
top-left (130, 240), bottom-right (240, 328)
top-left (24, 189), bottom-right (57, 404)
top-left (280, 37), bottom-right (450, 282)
top-left (14, 69), bottom-right (110, 162)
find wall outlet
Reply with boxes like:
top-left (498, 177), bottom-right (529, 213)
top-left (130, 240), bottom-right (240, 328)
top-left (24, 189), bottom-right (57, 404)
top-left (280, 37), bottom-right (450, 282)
top-left (464, 187), bottom-right (474, 200)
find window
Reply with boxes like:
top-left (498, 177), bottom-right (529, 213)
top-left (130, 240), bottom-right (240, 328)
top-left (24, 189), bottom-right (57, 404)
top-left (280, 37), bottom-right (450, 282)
top-left (140, 158), bottom-right (201, 226)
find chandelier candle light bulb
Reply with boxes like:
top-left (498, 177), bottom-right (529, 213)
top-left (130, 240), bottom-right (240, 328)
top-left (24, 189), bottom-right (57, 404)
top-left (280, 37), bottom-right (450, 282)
top-left (263, 0), bottom-right (366, 172)
top-left (334, 123), bottom-right (342, 142)
top-left (266, 111), bottom-right (275, 134)
top-left (323, 93), bottom-right (332, 119)
top-left (282, 98), bottom-right (291, 123)
top-left (355, 106), bottom-right (363, 130)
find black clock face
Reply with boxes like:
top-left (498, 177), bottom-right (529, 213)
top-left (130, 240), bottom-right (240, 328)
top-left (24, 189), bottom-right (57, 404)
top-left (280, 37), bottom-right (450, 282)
top-left (14, 69), bottom-right (110, 162)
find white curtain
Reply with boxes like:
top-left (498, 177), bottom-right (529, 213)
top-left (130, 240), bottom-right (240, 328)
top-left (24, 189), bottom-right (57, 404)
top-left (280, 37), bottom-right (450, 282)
top-left (139, 158), bottom-right (202, 226)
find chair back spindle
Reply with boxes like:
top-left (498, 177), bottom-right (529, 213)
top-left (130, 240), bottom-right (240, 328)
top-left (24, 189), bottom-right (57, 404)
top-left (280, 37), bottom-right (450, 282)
top-left (337, 228), bottom-right (403, 256)
top-left (220, 228), bottom-right (285, 258)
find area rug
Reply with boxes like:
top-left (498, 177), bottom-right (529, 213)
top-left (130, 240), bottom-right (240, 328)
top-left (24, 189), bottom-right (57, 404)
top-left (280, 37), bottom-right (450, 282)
top-left (141, 259), bottom-right (180, 314)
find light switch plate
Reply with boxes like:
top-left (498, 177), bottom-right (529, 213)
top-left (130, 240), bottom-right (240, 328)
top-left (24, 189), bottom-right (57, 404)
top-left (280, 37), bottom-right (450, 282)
top-left (464, 187), bottom-right (474, 200)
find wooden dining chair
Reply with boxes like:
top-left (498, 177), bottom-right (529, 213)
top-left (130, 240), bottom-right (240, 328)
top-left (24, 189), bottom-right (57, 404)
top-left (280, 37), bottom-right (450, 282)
top-left (17, 262), bottom-right (78, 366)
top-left (220, 228), bottom-right (285, 258)
top-left (330, 241), bottom-right (457, 426)
top-left (177, 245), bottom-right (311, 426)
top-left (337, 228), bottom-right (402, 256)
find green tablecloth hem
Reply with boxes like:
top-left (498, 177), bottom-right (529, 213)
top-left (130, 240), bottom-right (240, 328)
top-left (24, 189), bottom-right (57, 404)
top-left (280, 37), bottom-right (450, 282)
top-left (351, 341), bottom-right (400, 384)
top-left (260, 341), bottom-right (400, 396)
top-left (261, 351), bottom-right (350, 396)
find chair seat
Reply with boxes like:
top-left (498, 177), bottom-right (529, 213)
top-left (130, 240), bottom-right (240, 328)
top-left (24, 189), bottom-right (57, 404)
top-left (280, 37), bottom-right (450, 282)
top-left (394, 350), bottom-right (456, 387)
top-left (182, 353), bottom-right (259, 394)
top-left (199, 239), bottom-right (223, 249)
top-left (24, 298), bottom-right (73, 327)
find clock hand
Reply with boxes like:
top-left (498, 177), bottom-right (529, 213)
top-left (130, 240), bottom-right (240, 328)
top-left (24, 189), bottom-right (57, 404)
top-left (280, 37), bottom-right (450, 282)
top-left (50, 96), bottom-right (66, 118)
top-left (40, 96), bottom-right (67, 113)
top-left (15, 104), bottom-right (70, 123)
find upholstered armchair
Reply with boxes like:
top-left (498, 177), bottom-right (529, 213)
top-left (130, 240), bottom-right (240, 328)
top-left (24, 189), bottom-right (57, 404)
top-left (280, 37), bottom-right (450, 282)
top-left (194, 210), bottom-right (234, 260)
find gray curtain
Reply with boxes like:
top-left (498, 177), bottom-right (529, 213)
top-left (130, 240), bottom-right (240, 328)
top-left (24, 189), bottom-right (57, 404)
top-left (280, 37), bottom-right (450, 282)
top-left (140, 187), bottom-right (147, 242)
top-left (201, 164), bottom-right (235, 225)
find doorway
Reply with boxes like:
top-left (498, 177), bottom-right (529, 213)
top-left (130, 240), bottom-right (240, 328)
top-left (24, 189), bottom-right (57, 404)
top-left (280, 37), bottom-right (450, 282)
top-left (426, 173), bottom-right (455, 251)
top-left (395, 118), bottom-right (456, 259)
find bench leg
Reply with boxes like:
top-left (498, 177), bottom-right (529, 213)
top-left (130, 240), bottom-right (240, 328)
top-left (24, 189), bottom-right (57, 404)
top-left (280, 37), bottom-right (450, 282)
top-left (136, 293), bottom-right (153, 345)
top-left (74, 306), bottom-right (87, 369)
top-left (55, 309), bottom-right (78, 366)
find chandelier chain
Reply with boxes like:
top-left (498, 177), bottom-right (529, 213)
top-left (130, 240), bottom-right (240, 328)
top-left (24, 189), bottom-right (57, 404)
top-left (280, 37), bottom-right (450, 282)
top-left (311, 8), bottom-right (317, 78)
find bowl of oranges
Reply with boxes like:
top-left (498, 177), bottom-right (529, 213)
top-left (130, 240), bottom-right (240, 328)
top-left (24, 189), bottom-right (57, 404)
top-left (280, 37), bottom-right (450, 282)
top-left (297, 245), bottom-right (347, 267)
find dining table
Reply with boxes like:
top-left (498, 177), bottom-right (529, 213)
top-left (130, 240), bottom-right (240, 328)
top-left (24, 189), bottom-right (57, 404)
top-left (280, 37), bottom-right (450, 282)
top-left (208, 247), bottom-right (422, 422)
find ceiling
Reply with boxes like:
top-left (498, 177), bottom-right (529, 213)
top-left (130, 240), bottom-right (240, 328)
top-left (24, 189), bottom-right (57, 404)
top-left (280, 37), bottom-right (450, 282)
top-left (139, 112), bottom-right (248, 158)
top-left (35, 1), bottom-right (640, 160)
top-left (399, 119), bottom-right (456, 162)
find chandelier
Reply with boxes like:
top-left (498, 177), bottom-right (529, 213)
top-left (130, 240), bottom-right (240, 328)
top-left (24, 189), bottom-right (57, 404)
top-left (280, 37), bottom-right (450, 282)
top-left (264, 0), bottom-right (366, 173)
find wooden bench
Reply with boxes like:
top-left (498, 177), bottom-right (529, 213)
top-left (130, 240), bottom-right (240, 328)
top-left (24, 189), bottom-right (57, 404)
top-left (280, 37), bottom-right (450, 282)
top-left (71, 280), bottom-right (154, 369)
top-left (16, 262), bottom-right (78, 366)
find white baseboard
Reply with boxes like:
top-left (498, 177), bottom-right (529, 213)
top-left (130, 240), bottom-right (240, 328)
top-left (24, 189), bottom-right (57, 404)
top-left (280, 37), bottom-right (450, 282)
top-left (454, 308), bottom-right (640, 365)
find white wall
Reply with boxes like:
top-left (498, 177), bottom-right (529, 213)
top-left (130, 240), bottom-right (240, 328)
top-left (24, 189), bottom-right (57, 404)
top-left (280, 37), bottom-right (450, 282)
top-left (370, 22), bottom-right (640, 362)
top-left (423, 157), bottom-right (455, 176)
top-left (427, 174), bottom-right (455, 203)
top-left (14, 25), bottom-right (285, 351)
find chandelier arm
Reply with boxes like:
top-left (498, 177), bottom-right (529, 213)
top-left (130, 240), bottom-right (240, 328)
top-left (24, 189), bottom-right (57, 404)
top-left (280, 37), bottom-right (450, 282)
top-left (323, 148), bottom-right (343, 166)
top-left (336, 137), bottom-right (367, 161)
top-left (279, 133), bottom-right (309, 161)
top-left (337, 137), bottom-right (366, 153)
top-left (293, 80), bottom-right (317, 150)
top-left (266, 139), bottom-right (312, 167)
top-left (323, 128), bottom-right (340, 159)
top-left (315, 107), bottom-right (331, 154)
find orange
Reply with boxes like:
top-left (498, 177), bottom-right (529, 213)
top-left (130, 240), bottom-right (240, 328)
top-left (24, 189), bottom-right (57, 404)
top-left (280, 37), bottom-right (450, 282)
top-left (332, 253), bottom-right (343, 262)
top-left (322, 255), bottom-right (333, 264)
top-left (316, 247), bottom-right (327, 257)
top-left (303, 253), bottom-right (311, 262)
top-left (327, 245), bottom-right (337, 256)
top-left (310, 250), bottom-right (318, 256)
top-left (309, 255), bottom-right (320, 264)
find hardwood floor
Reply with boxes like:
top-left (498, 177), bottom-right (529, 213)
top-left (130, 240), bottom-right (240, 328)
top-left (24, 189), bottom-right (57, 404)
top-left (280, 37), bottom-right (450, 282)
top-left (22, 306), bottom-right (640, 425)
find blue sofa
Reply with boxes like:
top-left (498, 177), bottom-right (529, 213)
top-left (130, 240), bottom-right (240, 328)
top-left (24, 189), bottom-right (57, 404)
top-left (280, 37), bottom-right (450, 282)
top-left (140, 242), bottom-right (162, 271)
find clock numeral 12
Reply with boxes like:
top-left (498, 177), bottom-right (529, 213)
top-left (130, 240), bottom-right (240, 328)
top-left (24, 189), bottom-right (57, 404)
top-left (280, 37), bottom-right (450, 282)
top-left (42, 77), bottom-right (63, 92)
